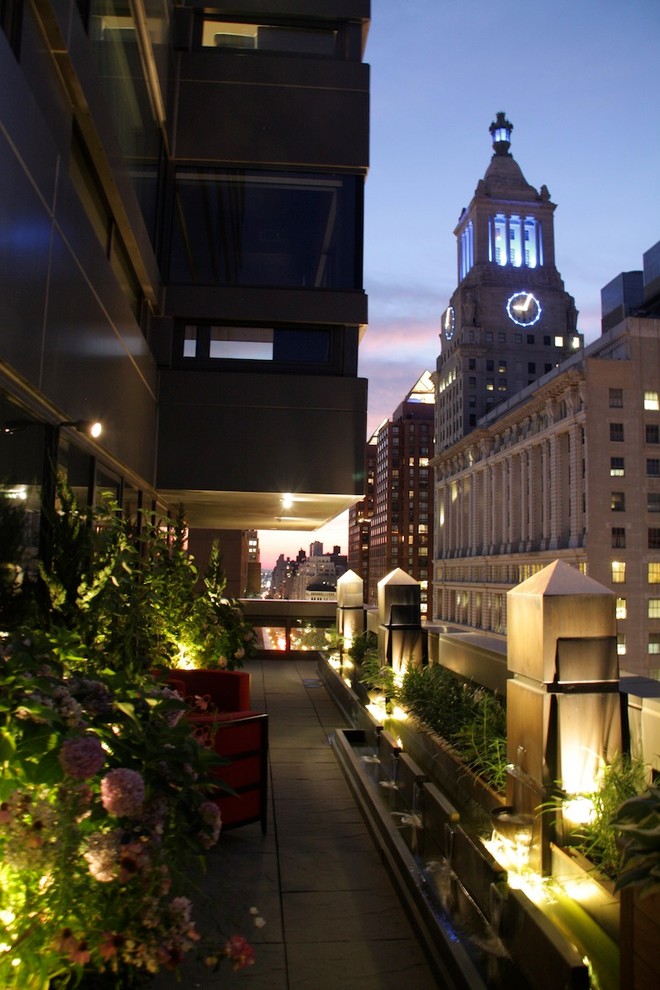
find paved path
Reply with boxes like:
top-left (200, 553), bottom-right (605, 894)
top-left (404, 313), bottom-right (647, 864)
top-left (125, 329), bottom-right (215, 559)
top-left (153, 658), bottom-right (443, 989)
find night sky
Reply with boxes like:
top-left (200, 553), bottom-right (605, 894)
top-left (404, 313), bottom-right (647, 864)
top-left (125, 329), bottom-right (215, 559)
top-left (259, 0), bottom-right (660, 569)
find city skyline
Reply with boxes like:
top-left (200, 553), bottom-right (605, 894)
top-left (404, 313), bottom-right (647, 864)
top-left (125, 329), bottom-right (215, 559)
top-left (258, 0), bottom-right (660, 570)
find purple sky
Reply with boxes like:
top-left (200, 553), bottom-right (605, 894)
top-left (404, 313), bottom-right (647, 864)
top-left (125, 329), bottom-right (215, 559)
top-left (259, 0), bottom-right (660, 570)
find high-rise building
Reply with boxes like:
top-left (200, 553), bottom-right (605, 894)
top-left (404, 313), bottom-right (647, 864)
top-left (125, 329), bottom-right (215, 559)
top-left (0, 2), bottom-right (370, 577)
top-left (432, 240), bottom-right (660, 677)
top-left (366, 372), bottom-right (434, 609)
top-left (348, 427), bottom-right (377, 585)
top-left (436, 113), bottom-right (583, 452)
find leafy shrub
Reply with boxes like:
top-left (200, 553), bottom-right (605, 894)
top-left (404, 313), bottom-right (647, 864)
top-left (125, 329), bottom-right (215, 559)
top-left (0, 636), bottom-right (226, 987)
top-left (398, 664), bottom-right (507, 794)
top-left (611, 781), bottom-right (660, 894)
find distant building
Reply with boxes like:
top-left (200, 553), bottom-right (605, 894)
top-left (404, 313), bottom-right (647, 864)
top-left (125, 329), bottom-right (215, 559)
top-left (348, 428), bottom-right (378, 590)
top-left (432, 240), bottom-right (660, 677)
top-left (365, 372), bottom-right (435, 610)
top-left (435, 113), bottom-right (583, 453)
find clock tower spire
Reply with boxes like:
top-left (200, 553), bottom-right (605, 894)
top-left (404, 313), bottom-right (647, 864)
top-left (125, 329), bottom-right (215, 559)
top-left (436, 113), bottom-right (583, 451)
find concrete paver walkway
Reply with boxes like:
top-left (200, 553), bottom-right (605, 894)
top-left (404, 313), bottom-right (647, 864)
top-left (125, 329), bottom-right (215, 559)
top-left (152, 658), bottom-right (442, 989)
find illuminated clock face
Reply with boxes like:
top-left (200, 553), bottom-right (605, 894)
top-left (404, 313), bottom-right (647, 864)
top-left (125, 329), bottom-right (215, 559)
top-left (443, 305), bottom-right (455, 339)
top-left (507, 291), bottom-right (541, 327)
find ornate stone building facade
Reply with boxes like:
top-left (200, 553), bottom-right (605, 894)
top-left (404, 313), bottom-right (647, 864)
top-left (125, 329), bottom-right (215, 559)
top-left (433, 306), bottom-right (660, 677)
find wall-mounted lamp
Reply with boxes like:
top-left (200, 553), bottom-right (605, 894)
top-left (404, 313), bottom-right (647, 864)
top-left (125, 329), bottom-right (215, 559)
top-left (3, 418), bottom-right (103, 438)
top-left (60, 420), bottom-right (103, 439)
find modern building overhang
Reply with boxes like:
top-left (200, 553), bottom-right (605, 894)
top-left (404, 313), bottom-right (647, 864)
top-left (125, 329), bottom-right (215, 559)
top-left (156, 488), bottom-right (358, 531)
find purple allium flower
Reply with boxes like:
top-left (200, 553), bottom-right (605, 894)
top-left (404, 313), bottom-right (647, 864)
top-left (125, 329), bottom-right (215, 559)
top-left (59, 736), bottom-right (105, 779)
top-left (100, 768), bottom-right (145, 818)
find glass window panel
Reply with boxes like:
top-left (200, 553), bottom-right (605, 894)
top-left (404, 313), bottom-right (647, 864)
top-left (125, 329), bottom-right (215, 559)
top-left (170, 169), bottom-right (359, 290)
top-left (644, 391), bottom-right (659, 411)
top-left (648, 598), bottom-right (660, 618)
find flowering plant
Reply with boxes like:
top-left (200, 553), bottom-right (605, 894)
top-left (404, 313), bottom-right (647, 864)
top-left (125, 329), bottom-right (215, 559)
top-left (0, 634), bottom-right (250, 987)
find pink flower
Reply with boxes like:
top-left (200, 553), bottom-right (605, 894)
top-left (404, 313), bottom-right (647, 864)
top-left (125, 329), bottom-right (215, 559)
top-left (59, 736), bottom-right (105, 779)
top-left (100, 768), bottom-right (145, 818)
top-left (224, 934), bottom-right (255, 971)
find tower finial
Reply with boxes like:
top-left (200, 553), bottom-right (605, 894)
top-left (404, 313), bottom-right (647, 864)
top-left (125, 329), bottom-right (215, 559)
top-left (489, 112), bottom-right (513, 155)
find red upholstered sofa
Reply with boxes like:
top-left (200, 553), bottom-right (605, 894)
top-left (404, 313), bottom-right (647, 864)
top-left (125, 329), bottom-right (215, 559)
top-left (161, 669), bottom-right (269, 834)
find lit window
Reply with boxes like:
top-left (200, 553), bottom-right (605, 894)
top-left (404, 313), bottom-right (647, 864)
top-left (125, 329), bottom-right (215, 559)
top-left (649, 634), bottom-right (660, 655)
top-left (183, 325), bottom-right (197, 357)
top-left (554, 336), bottom-right (564, 347)
top-left (486, 380), bottom-right (494, 391)
top-left (610, 457), bottom-right (625, 477)
top-left (616, 597), bottom-right (627, 620)
top-left (611, 561), bottom-right (626, 583)
top-left (644, 391), bottom-right (659, 411)
top-left (610, 492), bottom-right (625, 512)
top-left (649, 562), bottom-right (660, 583)
top-left (648, 599), bottom-right (660, 619)
top-left (609, 388), bottom-right (623, 408)
top-left (617, 634), bottom-right (626, 656)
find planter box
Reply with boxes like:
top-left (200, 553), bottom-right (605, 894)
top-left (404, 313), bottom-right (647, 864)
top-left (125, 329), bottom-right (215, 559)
top-left (389, 713), bottom-right (505, 826)
top-left (620, 887), bottom-right (660, 990)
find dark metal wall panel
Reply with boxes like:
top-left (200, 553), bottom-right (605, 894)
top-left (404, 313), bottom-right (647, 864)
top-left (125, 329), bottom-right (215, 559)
top-left (175, 57), bottom-right (369, 169)
top-left (164, 284), bottom-right (367, 328)
top-left (156, 369), bottom-right (367, 495)
top-left (0, 29), bottom-right (159, 483)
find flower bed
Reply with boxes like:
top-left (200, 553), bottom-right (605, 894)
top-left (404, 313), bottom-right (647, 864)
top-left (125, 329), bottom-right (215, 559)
top-left (0, 639), bottom-right (251, 988)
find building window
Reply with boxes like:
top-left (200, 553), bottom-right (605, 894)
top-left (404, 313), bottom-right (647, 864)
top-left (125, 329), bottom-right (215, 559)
top-left (647, 424), bottom-right (660, 444)
top-left (649, 634), bottom-right (660, 655)
top-left (648, 562), bottom-right (660, 583)
top-left (202, 20), bottom-right (338, 55)
top-left (170, 168), bottom-right (360, 290)
top-left (617, 634), bottom-right (626, 656)
top-left (647, 459), bottom-right (660, 477)
top-left (554, 336), bottom-right (564, 347)
top-left (644, 391), bottom-right (659, 411)
top-left (649, 494), bottom-right (660, 513)
top-left (649, 528), bottom-right (660, 549)
top-left (612, 527), bottom-right (626, 548)
top-left (460, 221), bottom-right (474, 279)
top-left (609, 388), bottom-right (624, 408)
top-left (610, 423), bottom-right (624, 442)
top-left (528, 362), bottom-right (536, 374)
top-left (610, 457), bottom-right (625, 477)
top-left (616, 597), bottom-right (627, 620)
top-left (486, 379), bottom-right (494, 391)
top-left (486, 360), bottom-right (494, 371)
top-left (648, 599), bottom-right (660, 619)
top-left (611, 492), bottom-right (626, 512)
top-left (468, 358), bottom-right (476, 370)
top-left (611, 561), bottom-right (626, 584)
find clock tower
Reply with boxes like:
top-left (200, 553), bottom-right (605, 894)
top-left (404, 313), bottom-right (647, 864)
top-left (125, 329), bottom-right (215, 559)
top-left (436, 113), bottom-right (583, 450)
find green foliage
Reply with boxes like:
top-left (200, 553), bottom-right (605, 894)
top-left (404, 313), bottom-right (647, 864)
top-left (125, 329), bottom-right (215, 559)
top-left (611, 783), bottom-right (660, 896)
top-left (3, 485), bottom-right (256, 675)
top-left (348, 630), bottom-right (377, 666)
top-left (398, 664), bottom-right (508, 794)
top-left (564, 755), bottom-right (648, 880)
top-left (357, 653), bottom-right (397, 699)
top-left (0, 635), bottom-right (226, 987)
top-left (192, 541), bottom-right (256, 670)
